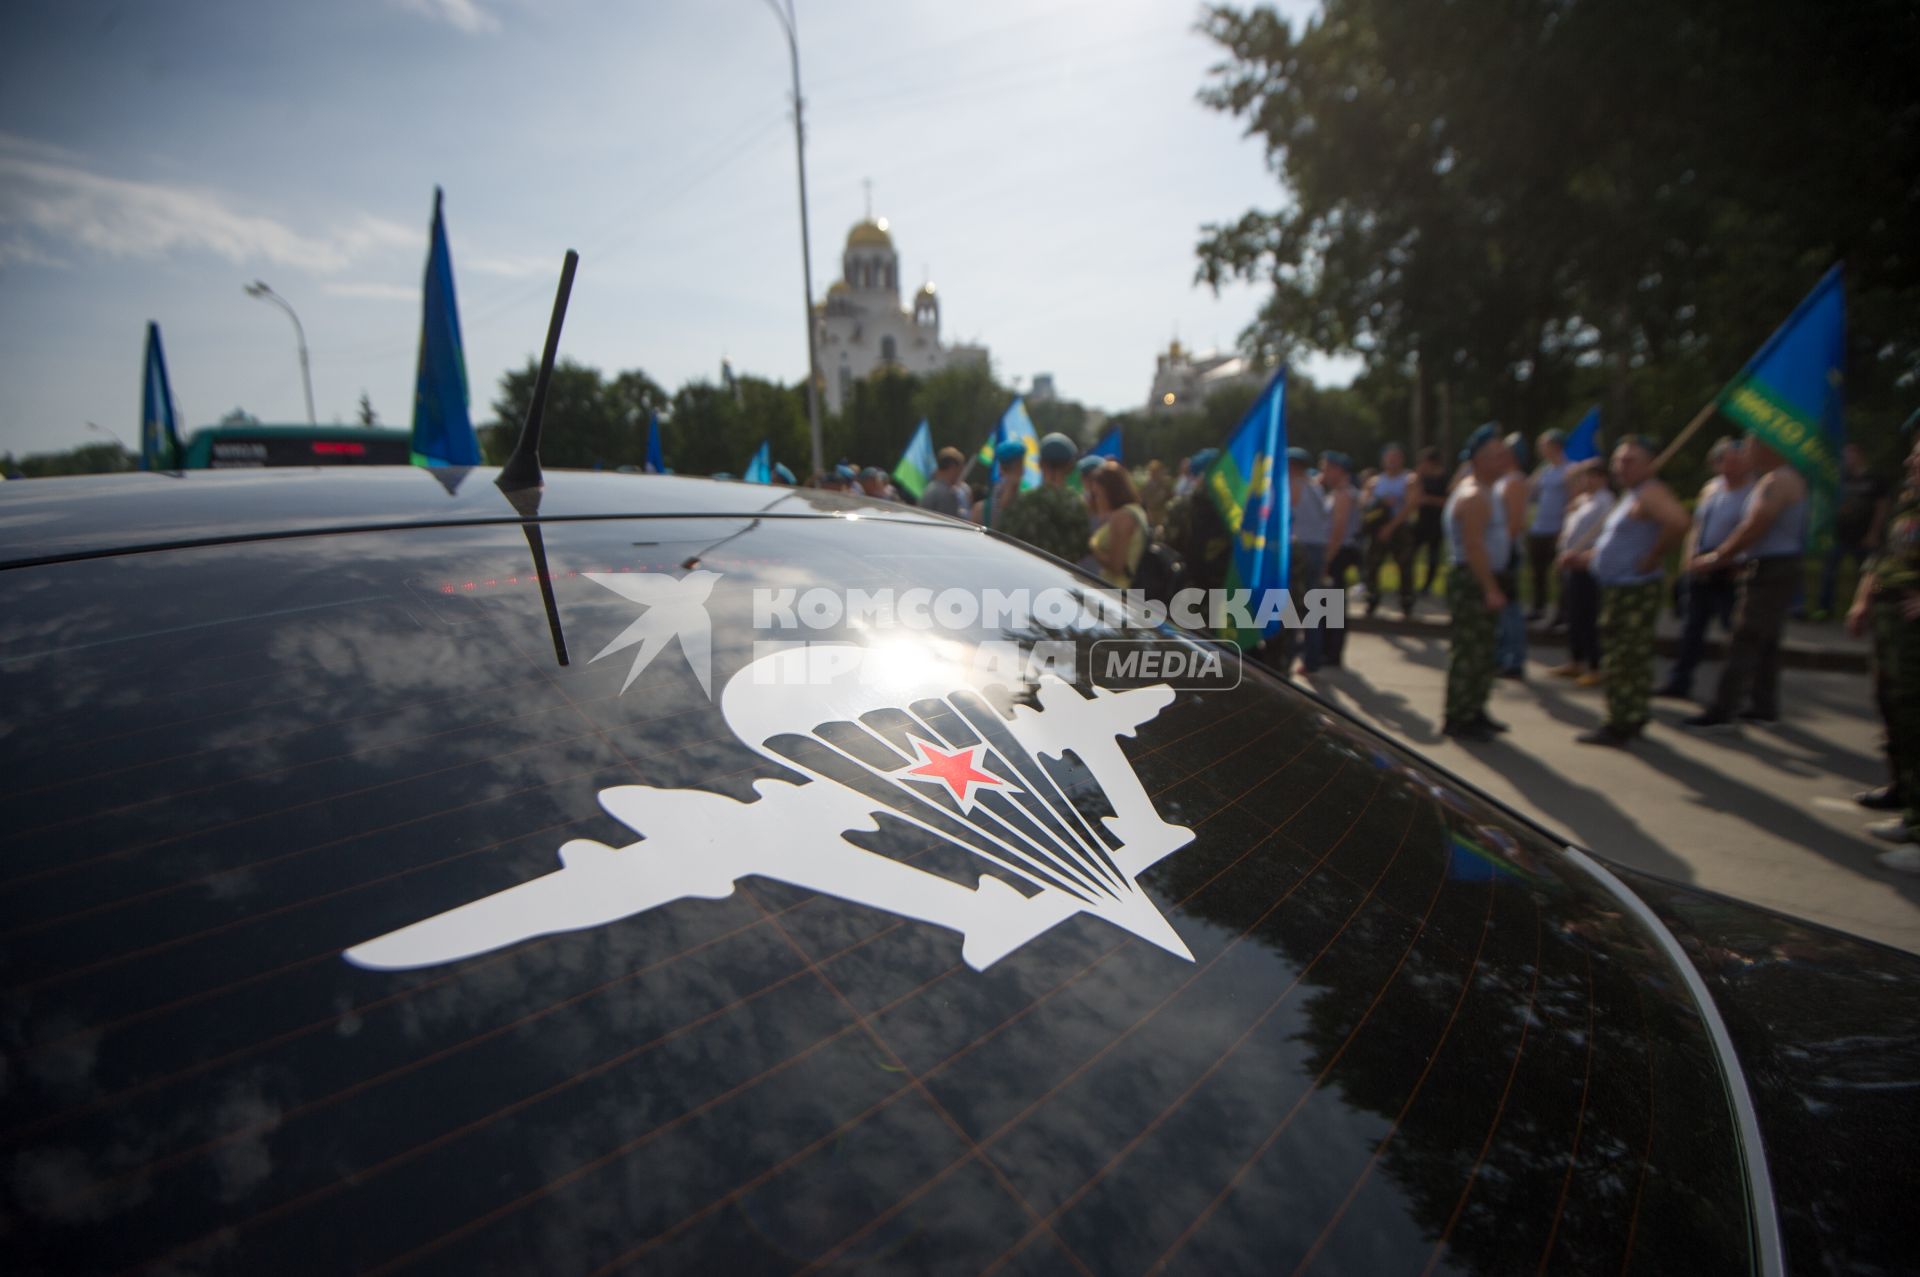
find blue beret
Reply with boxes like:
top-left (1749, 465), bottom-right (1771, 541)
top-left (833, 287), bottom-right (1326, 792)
top-left (1460, 423), bottom-right (1501, 462)
top-left (1286, 447), bottom-right (1313, 466)
top-left (1038, 432), bottom-right (1077, 464)
top-left (995, 438), bottom-right (1029, 463)
top-left (1321, 450), bottom-right (1353, 471)
top-left (1076, 454), bottom-right (1104, 473)
top-left (1190, 448), bottom-right (1220, 470)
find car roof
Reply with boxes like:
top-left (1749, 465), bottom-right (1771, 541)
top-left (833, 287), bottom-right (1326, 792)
top-left (0, 465), bottom-right (959, 569)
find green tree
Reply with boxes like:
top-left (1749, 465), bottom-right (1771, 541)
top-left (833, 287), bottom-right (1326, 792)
top-left (839, 368), bottom-right (920, 470)
top-left (912, 361), bottom-right (1014, 456)
top-left (9, 441), bottom-right (135, 477)
top-left (356, 391), bottom-right (378, 427)
top-left (1196, 0), bottom-right (1920, 457)
top-left (1027, 398), bottom-right (1089, 446)
top-left (490, 360), bottom-right (669, 470)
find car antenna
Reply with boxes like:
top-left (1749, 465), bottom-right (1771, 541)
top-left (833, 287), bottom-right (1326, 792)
top-left (496, 249), bottom-right (578, 666)
top-left (496, 248), bottom-right (579, 494)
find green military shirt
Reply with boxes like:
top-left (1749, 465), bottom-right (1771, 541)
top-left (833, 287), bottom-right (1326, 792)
top-left (999, 482), bottom-right (1090, 563)
top-left (1874, 485), bottom-right (1920, 597)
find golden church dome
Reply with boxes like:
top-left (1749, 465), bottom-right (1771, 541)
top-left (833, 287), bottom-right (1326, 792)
top-left (846, 218), bottom-right (893, 249)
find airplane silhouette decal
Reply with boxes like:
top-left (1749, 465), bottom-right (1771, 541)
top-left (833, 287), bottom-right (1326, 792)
top-left (345, 644), bottom-right (1194, 973)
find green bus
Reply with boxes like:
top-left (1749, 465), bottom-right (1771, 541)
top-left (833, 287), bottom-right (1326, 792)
top-left (180, 423), bottom-right (415, 469)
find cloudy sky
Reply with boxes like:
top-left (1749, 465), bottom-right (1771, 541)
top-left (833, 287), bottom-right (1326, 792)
top-left (0, 0), bottom-right (1334, 458)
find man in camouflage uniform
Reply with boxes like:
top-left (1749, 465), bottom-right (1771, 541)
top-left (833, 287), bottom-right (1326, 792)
top-left (1575, 438), bottom-right (1688, 747)
top-left (1847, 435), bottom-right (1920, 869)
top-left (999, 432), bottom-right (1092, 564)
top-left (1443, 426), bottom-right (1513, 739)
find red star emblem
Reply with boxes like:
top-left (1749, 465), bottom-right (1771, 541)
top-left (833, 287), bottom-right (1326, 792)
top-left (903, 740), bottom-right (1006, 805)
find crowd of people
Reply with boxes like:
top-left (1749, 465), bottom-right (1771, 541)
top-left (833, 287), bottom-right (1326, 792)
top-left (803, 421), bottom-right (1914, 875)
top-left (806, 434), bottom-right (1168, 590)
top-left (1425, 424), bottom-right (1912, 876)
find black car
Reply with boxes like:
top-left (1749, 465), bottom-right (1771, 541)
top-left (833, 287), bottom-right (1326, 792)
top-left (2, 467), bottom-right (1916, 1275)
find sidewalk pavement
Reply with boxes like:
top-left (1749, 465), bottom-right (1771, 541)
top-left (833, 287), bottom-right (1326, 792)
top-left (1297, 630), bottom-right (1920, 955)
top-left (1347, 587), bottom-right (1870, 672)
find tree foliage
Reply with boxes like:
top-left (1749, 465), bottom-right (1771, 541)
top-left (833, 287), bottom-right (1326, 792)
top-left (488, 359), bottom-right (669, 470)
top-left (1196, 0), bottom-right (1920, 465)
top-left (2, 442), bottom-right (135, 478)
top-left (479, 357), bottom-right (1034, 481)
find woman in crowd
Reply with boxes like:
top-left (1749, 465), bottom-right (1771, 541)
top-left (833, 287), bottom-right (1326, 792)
top-left (1087, 461), bottom-right (1151, 589)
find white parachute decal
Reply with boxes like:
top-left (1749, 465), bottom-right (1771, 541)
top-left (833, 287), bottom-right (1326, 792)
top-left (345, 644), bottom-right (1193, 973)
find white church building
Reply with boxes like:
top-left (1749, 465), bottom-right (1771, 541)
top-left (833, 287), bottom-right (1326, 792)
top-left (814, 216), bottom-right (988, 414)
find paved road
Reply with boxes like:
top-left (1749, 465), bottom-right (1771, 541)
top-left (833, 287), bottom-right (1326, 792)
top-left (1297, 631), bottom-right (1920, 955)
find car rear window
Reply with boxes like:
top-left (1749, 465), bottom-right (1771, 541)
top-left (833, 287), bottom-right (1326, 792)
top-left (0, 515), bottom-right (1756, 1273)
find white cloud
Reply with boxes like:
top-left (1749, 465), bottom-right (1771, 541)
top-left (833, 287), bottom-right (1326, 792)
top-left (464, 253), bottom-right (550, 279)
top-left (0, 232), bottom-right (66, 270)
top-left (0, 134), bottom-right (412, 275)
top-left (322, 281), bottom-right (418, 301)
top-left (392, 0), bottom-right (498, 34)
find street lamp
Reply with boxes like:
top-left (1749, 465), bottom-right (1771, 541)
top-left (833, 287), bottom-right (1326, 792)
top-left (243, 280), bottom-right (316, 425)
top-left (762, 0), bottom-right (825, 482)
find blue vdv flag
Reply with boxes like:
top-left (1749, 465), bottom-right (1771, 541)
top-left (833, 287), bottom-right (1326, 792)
top-left (994, 398), bottom-right (1041, 491)
top-left (1089, 423), bottom-right (1123, 462)
top-left (1715, 265), bottom-right (1846, 546)
top-left (893, 419), bottom-right (936, 500)
top-left (645, 412), bottom-right (665, 475)
top-left (744, 440), bottom-right (772, 484)
top-left (410, 188), bottom-right (480, 467)
top-left (1205, 367), bottom-right (1289, 647)
top-left (140, 321), bottom-right (183, 471)
top-left (1564, 406), bottom-right (1601, 462)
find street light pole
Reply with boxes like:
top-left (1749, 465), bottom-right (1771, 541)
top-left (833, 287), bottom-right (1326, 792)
top-left (763, 0), bottom-right (825, 482)
top-left (85, 421), bottom-right (129, 449)
top-left (244, 280), bottom-right (316, 425)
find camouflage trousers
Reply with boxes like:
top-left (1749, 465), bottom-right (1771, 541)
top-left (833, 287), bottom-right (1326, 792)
top-left (1872, 601), bottom-right (1920, 835)
top-left (1365, 524), bottom-right (1416, 611)
top-left (1601, 581), bottom-right (1662, 731)
top-left (1445, 569), bottom-right (1496, 724)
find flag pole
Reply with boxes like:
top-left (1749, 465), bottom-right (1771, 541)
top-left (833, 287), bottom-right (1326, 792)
top-left (1650, 399), bottom-right (1722, 472)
